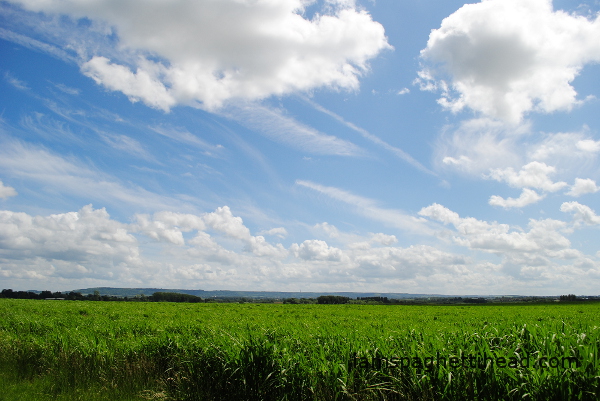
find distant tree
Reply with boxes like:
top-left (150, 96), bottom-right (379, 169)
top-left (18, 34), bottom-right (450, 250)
top-left (283, 298), bottom-right (299, 304)
top-left (356, 297), bottom-right (389, 304)
top-left (560, 294), bottom-right (578, 301)
top-left (151, 292), bottom-right (202, 303)
top-left (66, 291), bottom-right (84, 301)
top-left (463, 297), bottom-right (487, 304)
top-left (317, 295), bottom-right (350, 304)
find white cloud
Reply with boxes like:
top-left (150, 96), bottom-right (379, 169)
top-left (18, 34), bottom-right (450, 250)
top-left (4, 71), bottom-right (29, 90)
top-left (419, 0), bottom-right (600, 123)
top-left (0, 181), bottom-right (17, 199)
top-left (566, 178), bottom-right (599, 197)
top-left (150, 125), bottom-right (223, 153)
top-left (98, 132), bottom-right (153, 161)
top-left (133, 211), bottom-right (206, 245)
top-left (0, 202), bottom-right (597, 294)
top-left (258, 227), bottom-right (288, 239)
top-left (53, 82), bottom-right (80, 95)
top-left (302, 97), bottom-right (434, 173)
top-left (246, 235), bottom-right (286, 257)
top-left (577, 139), bottom-right (600, 153)
top-left (419, 203), bottom-right (571, 255)
top-left (9, 0), bottom-right (391, 111)
top-left (529, 131), bottom-right (594, 161)
top-left (203, 206), bottom-right (252, 241)
top-left (487, 161), bottom-right (567, 192)
top-left (352, 244), bottom-right (467, 279)
top-left (560, 201), bottom-right (600, 225)
top-left (0, 205), bottom-right (140, 273)
top-left (489, 188), bottom-right (545, 209)
top-left (442, 155), bottom-right (472, 168)
top-left (0, 140), bottom-right (191, 211)
top-left (82, 56), bottom-right (176, 112)
top-left (220, 102), bottom-right (361, 156)
top-left (291, 239), bottom-right (345, 261)
top-left (397, 88), bottom-right (410, 95)
top-left (296, 180), bottom-right (434, 235)
top-left (417, 202), bottom-right (599, 283)
top-left (435, 118), bottom-right (526, 175)
top-left (438, 122), bottom-right (600, 189)
top-left (134, 206), bottom-right (287, 258)
top-left (314, 222), bottom-right (341, 238)
top-left (369, 232), bottom-right (397, 246)
top-left (0, 26), bottom-right (76, 63)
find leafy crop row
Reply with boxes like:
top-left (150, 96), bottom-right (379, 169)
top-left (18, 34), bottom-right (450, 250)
top-left (0, 299), bottom-right (598, 400)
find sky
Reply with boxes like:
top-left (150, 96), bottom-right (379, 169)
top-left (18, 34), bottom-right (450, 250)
top-left (1, 0), bottom-right (600, 295)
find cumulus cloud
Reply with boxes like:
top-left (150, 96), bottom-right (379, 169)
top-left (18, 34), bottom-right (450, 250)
top-left (0, 205), bottom-right (140, 271)
top-left (484, 160), bottom-right (566, 208)
top-left (82, 56), bottom-right (176, 112)
top-left (369, 232), bottom-right (397, 246)
top-left (258, 227), bottom-right (288, 239)
top-left (419, 203), bottom-right (571, 256)
top-left (133, 206), bottom-right (286, 258)
top-left (0, 181), bottom-right (17, 199)
top-left (417, 202), bottom-right (600, 284)
top-left (560, 201), bottom-right (600, 225)
top-left (133, 211), bottom-right (206, 245)
top-left (489, 188), bottom-right (545, 209)
top-left (314, 222), bottom-right (340, 238)
top-left (0, 202), bottom-right (596, 293)
top-left (203, 206), bottom-right (252, 240)
top-left (487, 161), bottom-right (567, 192)
top-left (353, 244), bottom-right (467, 279)
top-left (566, 178), bottom-right (599, 197)
top-left (246, 235), bottom-right (286, 257)
top-left (9, 0), bottom-right (391, 111)
top-left (291, 239), bottom-right (345, 261)
top-left (0, 202), bottom-right (474, 289)
top-left (419, 0), bottom-right (600, 123)
top-left (577, 139), bottom-right (600, 153)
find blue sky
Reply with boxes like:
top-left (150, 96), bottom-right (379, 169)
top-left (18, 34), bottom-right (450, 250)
top-left (1, 0), bottom-right (600, 295)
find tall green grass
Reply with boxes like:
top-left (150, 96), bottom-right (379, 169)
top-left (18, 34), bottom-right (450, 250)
top-left (0, 300), bottom-right (598, 400)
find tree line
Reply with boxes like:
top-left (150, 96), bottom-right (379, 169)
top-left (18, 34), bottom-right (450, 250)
top-left (0, 289), bottom-right (203, 303)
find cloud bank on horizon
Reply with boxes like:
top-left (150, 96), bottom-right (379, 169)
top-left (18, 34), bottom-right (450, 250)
top-left (0, 0), bottom-right (599, 295)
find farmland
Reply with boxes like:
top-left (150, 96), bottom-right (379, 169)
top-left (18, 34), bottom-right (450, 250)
top-left (0, 299), bottom-right (598, 400)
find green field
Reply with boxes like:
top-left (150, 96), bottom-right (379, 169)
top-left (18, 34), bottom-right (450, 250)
top-left (0, 299), bottom-right (598, 400)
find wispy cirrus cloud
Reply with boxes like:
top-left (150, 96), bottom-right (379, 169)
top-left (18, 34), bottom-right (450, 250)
top-left (221, 102), bottom-right (363, 156)
top-left (296, 180), bottom-right (433, 235)
top-left (150, 125), bottom-right (224, 155)
top-left (302, 97), bottom-right (436, 174)
top-left (0, 139), bottom-right (194, 212)
top-left (4, 71), bottom-right (29, 91)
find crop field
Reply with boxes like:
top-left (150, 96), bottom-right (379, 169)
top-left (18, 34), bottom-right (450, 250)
top-left (0, 299), bottom-right (598, 401)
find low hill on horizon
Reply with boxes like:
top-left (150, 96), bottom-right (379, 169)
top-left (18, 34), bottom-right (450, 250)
top-left (73, 287), bottom-right (448, 299)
